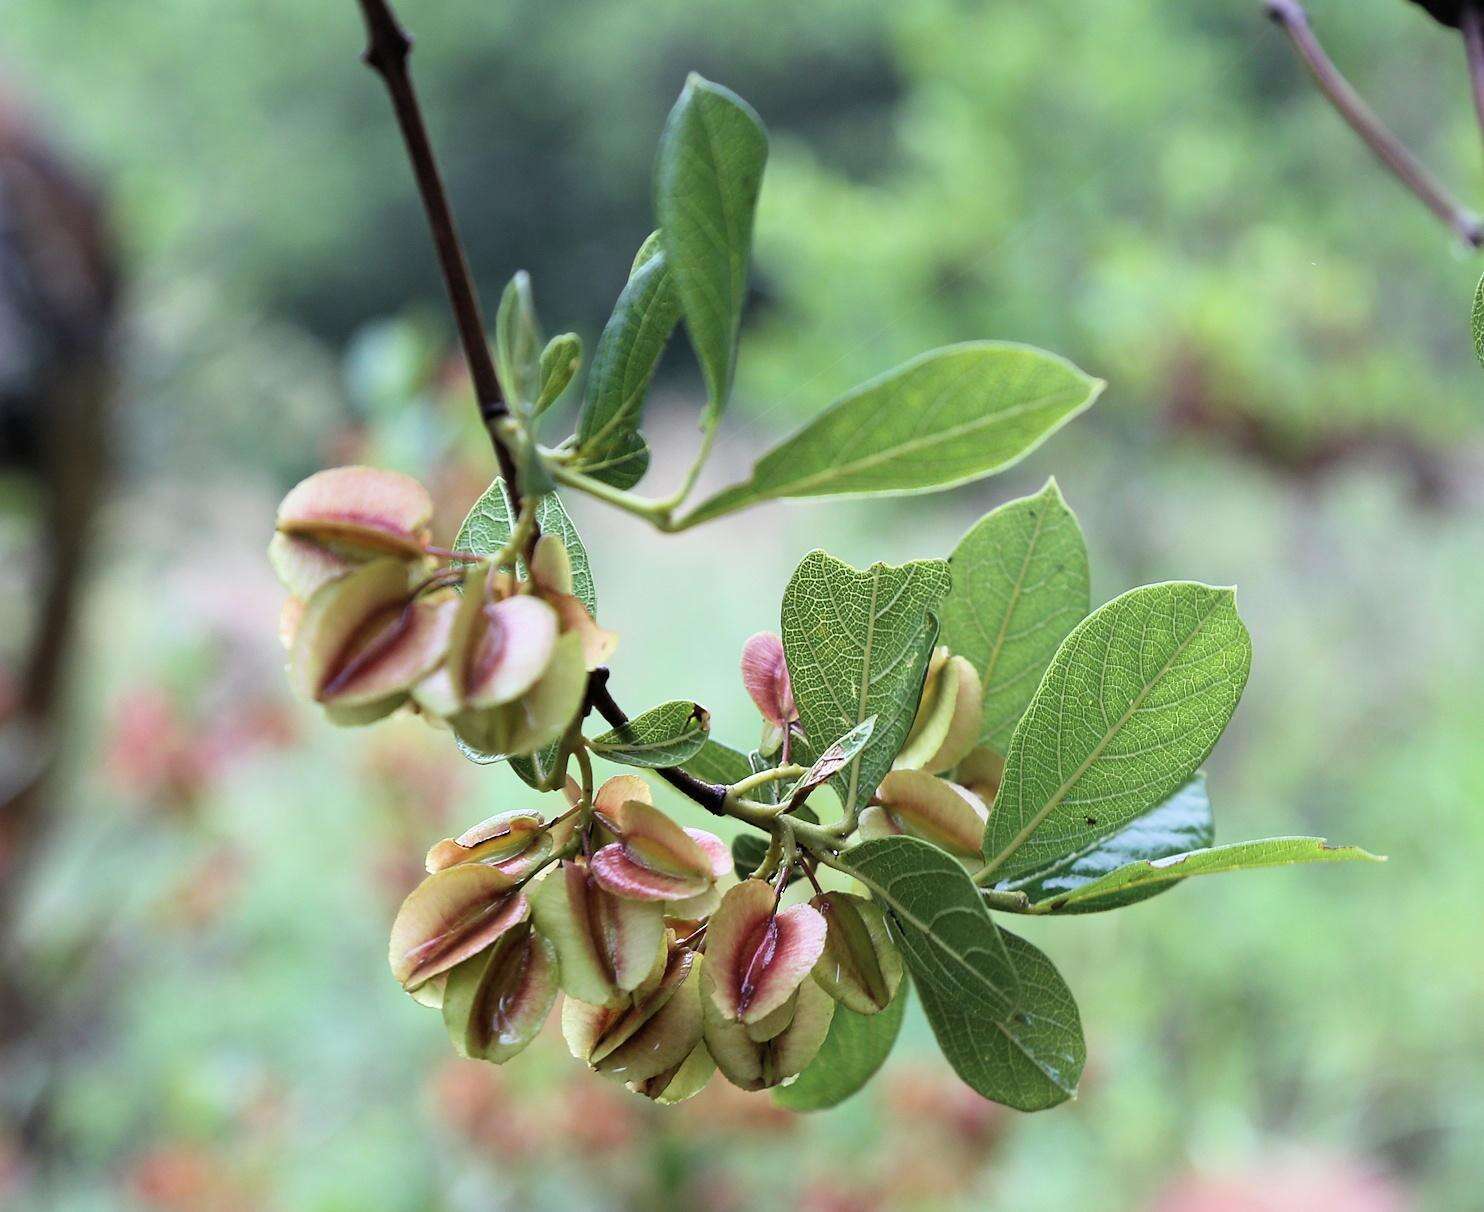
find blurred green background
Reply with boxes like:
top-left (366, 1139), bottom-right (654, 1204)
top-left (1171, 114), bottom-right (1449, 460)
top-left (1, 1), bottom-right (1481, 1209)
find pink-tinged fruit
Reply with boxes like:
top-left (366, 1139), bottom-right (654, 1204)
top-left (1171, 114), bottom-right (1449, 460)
top-left (740, 632), bottom-right (798, 727)
top-left (276, 465), bottom-right (433, 558)
top-left (388, 864), bottom-right (526, 990)
top-left (702, 961), bottom-right (835, 1091)
top-left (706, 880), bottom-right (828, 1025)
top-left (442, 923), bottom-right (558, 1064)
top-left (811, 891), bottom-right (903, 1015)
top-left (464, 594), bottom-right (560, 709)
top-left (895, 649), bottom-right (982, 775)
top-left (424, 809), bottom-right (549, 878)
top-left (589, 800), bottom-right (726, 902)
top-left (864, 769), bottom-right (987, 858)
top-left (529, 862), bottom-right (665, 1007)
top-left (563, 945), bottom-right (704, 1083)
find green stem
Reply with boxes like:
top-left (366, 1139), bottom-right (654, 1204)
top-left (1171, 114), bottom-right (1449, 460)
top-left (549, 463), bottom-right (677, 529)
top-left (726, 764), bottom-right (807, 800)
top-left (653, 421), bottom-right (719, 513)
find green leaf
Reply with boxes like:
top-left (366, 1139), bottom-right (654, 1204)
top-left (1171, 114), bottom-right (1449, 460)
top-left (983, 582), bottom-right (1252, 883)
top-left (534, 332), bottom-right (581, 417)
top-left (454, 479), bottom-right (598, 617)
top-left (773, 978), bottom-right (909, 1111)
top-left (589, 701), bottom-right (711, 768)
top-left (682, 738), bottom-right (754, 787)
top-left (839, 836), bottom-right (1018, 1018)
top-left (939, 479), bottom-right (1089, 749)
top-left (916, 928), bottom-right (1084, 1112)
top-left (655, 73), bottom-right (767, 418)
top-left (999, 774), bottom-right (1213, 914)
top-left (731, 833), bottom-right (769, 882)
top-left (1027, 835), bottom-right (1384, 915)
top-left (495, 271), bottom-right (544, 411)
top-left (683, 344), bottom-right (1104, 526)
top-left (572, 235), bottom-right (681, 488)
top-left (782, 551), bottom-right (950, 815)
top-left (1473, 273), bottom-right (1484, 370)
top-left (784, 717), bottom-right (875, 808)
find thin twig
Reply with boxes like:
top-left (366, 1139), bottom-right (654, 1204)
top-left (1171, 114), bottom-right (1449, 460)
top-left (354, 0), bottom-right (523, 486)
top-left (1265, 0), bottom-right (1484, 249)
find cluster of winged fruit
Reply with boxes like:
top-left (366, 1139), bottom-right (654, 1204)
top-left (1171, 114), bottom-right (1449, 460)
top-left (270, 465), bottom-right (613, 751)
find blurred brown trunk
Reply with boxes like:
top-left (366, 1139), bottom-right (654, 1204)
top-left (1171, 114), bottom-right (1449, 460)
top-left (0, 90), bottom-right (119, 1162)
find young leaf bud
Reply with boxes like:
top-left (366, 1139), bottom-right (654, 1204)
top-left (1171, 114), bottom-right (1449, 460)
top-left (289, 560), bottom-right (454, 715)
top-left (442, 922), bottom-right (558, 1064)
top-left (563, 944), bottom-right (704, 1083)
top-left (276, 466), bottom-right (433, 559)
top-left (706, 879), bottom-right (827, 1025)
top-left (701, 961), bottom-right (836, 1091)
top-left (810, 891), bottom-right (903, 1015)
top-left (534, 332), bottom-right (582, 416)
top-left (388, 864), bottom-right (528, 991)
top-left (530, 861), bottom-right (665, 1007)
top-left (590, 798), bottom-right (730, 902)
top-left (894, 648), bottom-right (982, 775)
top-left (424, 809), bottom-right (552, 881)
top-left (861, 769), bottom-right (988, 859)
top-left (740, 632), bottom-right (798, 728)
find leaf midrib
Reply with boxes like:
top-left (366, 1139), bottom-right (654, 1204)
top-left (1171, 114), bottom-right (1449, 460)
top-left (759, 388), bottom-right (1075, 498)
top-left (983, 593), bottom-right (1225, 877)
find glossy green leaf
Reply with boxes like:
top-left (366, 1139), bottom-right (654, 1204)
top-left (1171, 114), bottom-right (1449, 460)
top-left (939, 479), bottom-right (1089, 749)
top-left (1028, 835), bottom-right (1384, 914)
top-left (782, 551), bottom-right (950, 814)
top-left (839, 836), bottom-right (1018, 1017)
top-left (572, 236), bottom-right (681, 488)
top-left (983, 582), bottom-right (1252, 883)
top-left (773, 977), bottom-right (909, 1111)
top-left (682, 738), bottom-right (754, 787)
top-left (454, 479), bottom-right (597, 617)
top-left (655, 73), bottom-right (767, 418)
top-left (495, 270), bottom-right (544, 410)
top-left (683, 344), bottom-right (1104, 526)
top-left (916, 928), bottom-right (1084, 1112)
top-left (589, 700), bottom-right (711, 767)
top-left (999, 774), bottom-right (1212, 914)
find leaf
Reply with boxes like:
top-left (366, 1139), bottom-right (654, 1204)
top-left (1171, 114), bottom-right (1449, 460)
top-left (781, 551), bottom-right (950, 814)
top-left (839, 836), bottom-right (1018, 1018)
top-left (939, 479), bottom-right (1089, 749)
top-left (683, 344), bottom-right (1104, 526)
top-left (731, 833), bottom-right (770, 883)
top-left (655, 73), bottom-right (768, 418)
top-left (535, 332), bottom-right (582, 417)
top-left (983, 582), bottom-right (1252, 883)
top-left (495, 271), bottom-right (544, 410)
top-left (1474, 272), bottom-right (1484, 370)
top-left (590, 701), bottom-right (711, 768)
top-left (682, 738), bottom-right (754, 787)
top-left (572, 239), bottom-right (681, 488)
top-left (999, 774), bottom-right (1213, 914)
top-left (454, 479), bottom-right (597, 617)
top-left (785, 717), bottom-right (875, 808)
top-left (1027, 836), bottom-right (1384, 915)
top-left (916, 928), bottom-right (1084, 1112)
top-left (773, 977), bottom-right (909, 1112)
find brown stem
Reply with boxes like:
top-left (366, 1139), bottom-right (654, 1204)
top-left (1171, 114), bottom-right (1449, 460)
top-left (354, 0), bottom-right (521, 488)
top-left (354, 2), bottom-right (729, 823)
top-left (1265, 0), bottom-right (1484, 249)
top-left (586, 670), bottom-right (729, 816)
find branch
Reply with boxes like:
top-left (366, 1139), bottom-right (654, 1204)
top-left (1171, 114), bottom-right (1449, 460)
top-left (354, 2), bottom-right (783, 836)
top-left (1265, 0), bottom-right (1484, 249)
top-left (586, 669), bottom-right (728, 815)
top-left (354, 0), bottom-right (521, 489)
